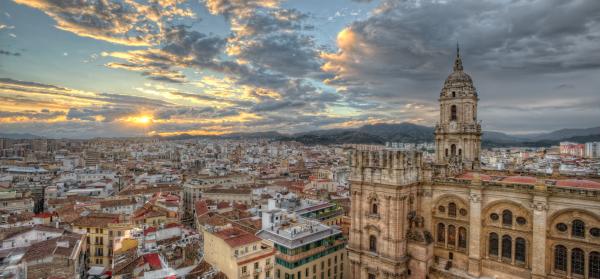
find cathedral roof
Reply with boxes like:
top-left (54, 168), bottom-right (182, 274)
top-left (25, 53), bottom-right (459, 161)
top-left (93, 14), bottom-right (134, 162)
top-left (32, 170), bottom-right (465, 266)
top-left (457, 172), bottom-right (600, 190)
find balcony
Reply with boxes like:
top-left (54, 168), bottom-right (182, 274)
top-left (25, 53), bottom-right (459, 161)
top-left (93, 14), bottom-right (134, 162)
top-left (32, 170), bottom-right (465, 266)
top-left (264, 263), bottom-right (274, 270)
top-left (240, 272), bottom-right (250, 278)
top-left (254, 267), bottom-right (262, 274)
top-left (277, 239), bottom-right (345, 263)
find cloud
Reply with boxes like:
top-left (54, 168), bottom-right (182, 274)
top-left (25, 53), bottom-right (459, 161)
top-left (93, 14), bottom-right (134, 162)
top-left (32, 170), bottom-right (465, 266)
top-left (0, 49), bottom-right (21, 56)
top-left (13, 0), bottom-right (194, 46)
top-left (0, 109), bottom-right (65, 120)
top-left (66, 106), bottom-right (138, 122)
top-left (320, 0), bottom-right (600, 131)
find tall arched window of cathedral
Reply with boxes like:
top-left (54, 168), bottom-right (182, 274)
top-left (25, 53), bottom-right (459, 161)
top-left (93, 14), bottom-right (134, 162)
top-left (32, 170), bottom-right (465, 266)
top-left (489, 233), bottom-right (499, 257)
top-left (445, 148), bottom-right (448, 157)
top-left (573, 219), bottom-right (586, 238)
top-left (437, 223), bottom-right (445, 244)
top-left (515, 237), bottom-right (526, 264)
top-left (502, 235), bottom-right (512, 260)
top-left (458, 227), bottom-right (467, 250)
top-left (554, 245), bottom-right (567, 272)
top-left (448, 225), bottom-right (456, 247)
top-left (572, 248), bottom-right (585, 275)
top-left (458, 148), bottom-right (462, 158)
top-left (590, 251), bottom-right (600, 279)
top-left (452, 91), bottom-right (456, 98)
top-left (450, 144), bottom-right (457, 157)
top-left (502, 210), bottom-right (513, 226)
top-left (450, 105), bottom-right (457, 121)
top-left (448, 202), bottom-right (457, 217)
top-left (371, 203), bottom-right (378, 215)
top-left (369, 235), bottom-right (377, 253)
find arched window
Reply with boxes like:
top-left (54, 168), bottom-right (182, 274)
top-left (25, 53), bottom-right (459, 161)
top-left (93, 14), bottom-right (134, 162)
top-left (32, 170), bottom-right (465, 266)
top-left (445, 148), bottom-right (449, 157)
top-left (573, 219), bottom-right (585, 238)
top-left (451, 105), bottom-right (457, 121)
top-left (437, 223), bottom-right (445, 243)
top-left (590, 251), bottom-right (600, 279)
top-left (489, 233), bottom-right (499, 256)
top-left (448, 202), bottom-right (457, 217)
top-left (515, 237), bottom-right (526, 263)
top-left (458, 227), bottom-right (467, 249)
top-left (448, 225), bottom-right (456, 247)
top-left (555, 245), bottom-right (567, 272)
top-left (572, 248), bottom-right (585, 275)
top-left (369, 235), bottom-right (377, 253)
top-left (458, 148), bottom-right (462, 158)
top-left (452, 91), bottom-right (456, 98)
top-left (502, 235), bottom-right (512, 259)
top-left (502, 210), bottom-right (513, 226)
top-left (450, 144), bottom-right (457, 157)
top-left (371, 203), bottom-right (378, 215)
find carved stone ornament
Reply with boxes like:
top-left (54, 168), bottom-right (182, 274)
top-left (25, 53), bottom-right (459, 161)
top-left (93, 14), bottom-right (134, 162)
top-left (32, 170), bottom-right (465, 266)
top-left (468, 193), bottom-right (481, 203)
top-left (531, 201), bottom-right (548, 211)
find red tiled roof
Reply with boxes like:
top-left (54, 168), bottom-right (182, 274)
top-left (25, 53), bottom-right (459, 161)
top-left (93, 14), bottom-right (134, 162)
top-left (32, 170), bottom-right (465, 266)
top-left (144, 227), bottom-right (157, 235)
top-left (195, 200), bottom-right (209, 217)
top-left (143, 253), bottom-right (162, 269)
top-left (501, 176), bottom-right (537, 184)
top-left (555, 179), bottom-right (600, 190)
top-left (214, 227), bottom-right (261, 248)
top-left (456, 172), bottom-right (491, 181)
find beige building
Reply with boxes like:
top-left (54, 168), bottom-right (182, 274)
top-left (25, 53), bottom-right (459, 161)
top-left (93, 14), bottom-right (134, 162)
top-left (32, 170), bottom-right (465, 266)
top-left (204, 226), bottom-right (276, 279)
top-left (348, 48), bottom-right (600, 279)
top-left (71, 213), bottom-right (132, 269)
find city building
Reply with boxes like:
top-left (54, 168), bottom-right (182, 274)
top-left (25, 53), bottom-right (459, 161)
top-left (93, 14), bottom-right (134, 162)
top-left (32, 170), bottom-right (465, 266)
top-left (204, 226), bottom-right (276, 279)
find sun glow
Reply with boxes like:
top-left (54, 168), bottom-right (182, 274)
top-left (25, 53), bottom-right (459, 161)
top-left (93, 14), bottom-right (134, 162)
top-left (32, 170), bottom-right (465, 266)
top-left (127, 115), bottom-right (153, 125)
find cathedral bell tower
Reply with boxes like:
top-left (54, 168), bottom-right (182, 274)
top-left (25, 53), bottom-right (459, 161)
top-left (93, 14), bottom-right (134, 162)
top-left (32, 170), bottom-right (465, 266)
top-left (434, 45), bottom-right (481, 171)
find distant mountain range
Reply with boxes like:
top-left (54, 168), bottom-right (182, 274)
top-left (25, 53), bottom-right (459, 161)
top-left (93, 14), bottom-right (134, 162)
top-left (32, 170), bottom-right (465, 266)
top-left (3, 124), bottom-right (600, 147)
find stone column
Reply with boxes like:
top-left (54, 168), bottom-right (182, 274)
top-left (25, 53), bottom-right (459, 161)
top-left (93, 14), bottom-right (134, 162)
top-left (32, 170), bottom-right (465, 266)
top-left (531, 180), bottom-right (549, 279)
top-left (467, 174), bottom-right (483, 276)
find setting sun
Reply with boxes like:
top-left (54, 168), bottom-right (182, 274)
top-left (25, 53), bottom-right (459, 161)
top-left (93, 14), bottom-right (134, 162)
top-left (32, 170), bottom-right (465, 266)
top-left (127, 115), bottom-right (153, 125)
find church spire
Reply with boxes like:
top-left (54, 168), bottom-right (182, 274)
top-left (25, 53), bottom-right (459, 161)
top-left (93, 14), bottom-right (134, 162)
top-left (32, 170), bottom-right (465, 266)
top-left (453, 42), bottom-right (463, 72)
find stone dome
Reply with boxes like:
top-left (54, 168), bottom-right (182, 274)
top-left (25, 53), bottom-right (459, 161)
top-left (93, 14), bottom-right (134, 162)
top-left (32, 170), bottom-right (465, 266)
top-left (440, 45), bottom-right (477, 97)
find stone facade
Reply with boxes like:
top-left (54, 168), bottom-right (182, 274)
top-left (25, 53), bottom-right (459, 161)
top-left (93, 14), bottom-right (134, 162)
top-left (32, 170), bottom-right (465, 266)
top-left (348, 49), bottom-right (600, 279)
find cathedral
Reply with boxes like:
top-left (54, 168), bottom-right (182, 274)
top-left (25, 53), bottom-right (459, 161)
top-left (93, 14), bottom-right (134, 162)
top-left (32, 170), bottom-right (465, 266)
top-left (347, 47), bottom-right (600, 279)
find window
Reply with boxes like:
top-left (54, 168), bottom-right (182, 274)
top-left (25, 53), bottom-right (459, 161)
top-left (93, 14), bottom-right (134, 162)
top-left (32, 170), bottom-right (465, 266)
top-left (489, 233), bottom-right (499, 256)
top-left (450, 144), bottom-right (457, 157)
top-left (242, 266), bottom-right (247, 274)
top-left (590, 251), bottom-right (600, 279)
top-left (448, 203), bottom-right (457, 217)
top-left (437, 223), bottom-right (445, 243)
top-left (448, 225), bottom-right (456, 247)
top-left (368, 274), bottom-right (376, 279)
top-left (452, 91), bottom-right (456, 98)
top-left (572, 248), bottom-right (585, 275)
top-left (490, 213), bottom-right (499, 221)
top-left (369, 235), bottom-right (377, 252)
top-left (459, 208), bottom-right (468, 216)
top-left (450, 105), bottom-right (457, 121)
top-left (556, 223), bottom-right (568, 232)
top-left (445, 148), bottom-right (449, 157)
top-left (438, 206), bottom-right (445, 213)
top-left (555, 245), bottom-right (567, 272)
top-left (501, 235), bottom-right (512, 259)
top-left (573, 220), bottom-right (585, 238)
top-left (458, 227), bottom-right (467, 249)
top-left (254, 262), bottom-right (259, 269)
top-left (515, 238), bottom-right (526, 263)
top-left (591, 228), bottom-right (600, 237)
top-left (502, 210), bottom-right (513, 226)
top-left (371, 203), bottom-right (378, 215)
top-left (516, 217), bottom-right (527, 225)
top-left (306, 268), bottom-right (309, 276)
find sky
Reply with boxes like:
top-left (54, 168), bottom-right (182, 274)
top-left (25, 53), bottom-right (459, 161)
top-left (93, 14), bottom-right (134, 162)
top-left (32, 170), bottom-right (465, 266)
top-left (0, 0), bottom-right (599, 139)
